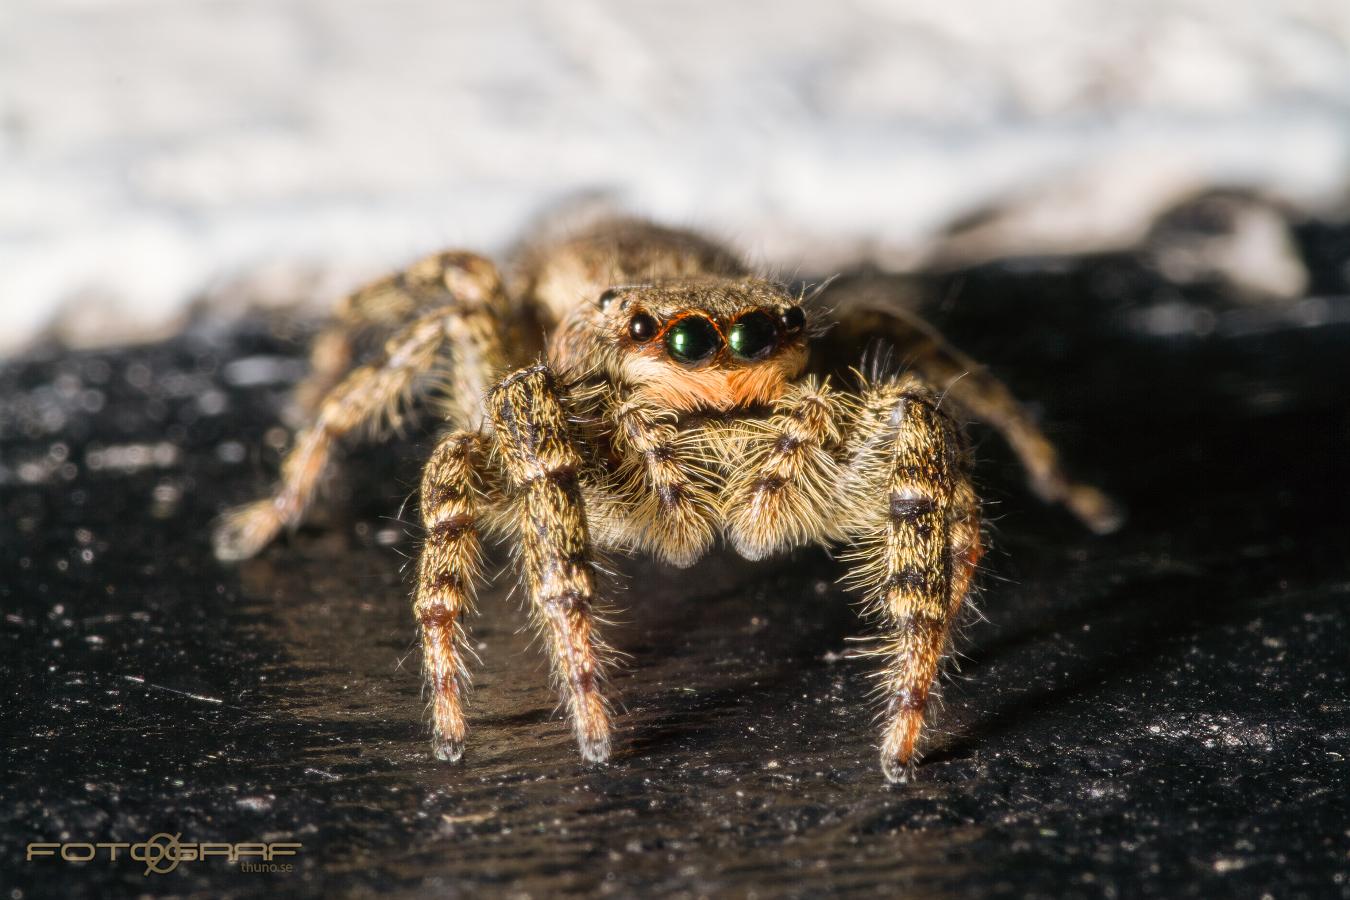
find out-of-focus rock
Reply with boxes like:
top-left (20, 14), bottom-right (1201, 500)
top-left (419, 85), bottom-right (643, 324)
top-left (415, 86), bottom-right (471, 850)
top-left (1145, 193), bottom-right (1311, 303)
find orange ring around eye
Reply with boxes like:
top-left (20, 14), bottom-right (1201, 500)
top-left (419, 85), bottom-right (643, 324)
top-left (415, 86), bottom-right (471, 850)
top-left (663, 314), bottom-right (723, 364)
top-left (654, 311), bottom-right (725, 341)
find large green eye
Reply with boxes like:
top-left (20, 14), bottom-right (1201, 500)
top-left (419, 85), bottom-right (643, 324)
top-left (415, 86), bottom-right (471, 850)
top-left (728, 311), bottom-right (778, 360)
top-left (665, 316), bottom-right (721, 364)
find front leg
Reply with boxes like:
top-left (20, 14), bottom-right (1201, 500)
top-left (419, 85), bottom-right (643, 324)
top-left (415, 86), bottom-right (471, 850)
top-left (414, 430), bottom-right (490, 762)
top-left (610, 392), bottom-right (718, 567)
top-left (489, 366), bottom-right (613, 762)
top-left (724, 377), bottom-right (847, 560)
top-left (839, 377), bottom-right (984, 782)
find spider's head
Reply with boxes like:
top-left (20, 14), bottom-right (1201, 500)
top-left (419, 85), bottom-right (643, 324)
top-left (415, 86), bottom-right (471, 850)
top-left (557, 277), bottom-right (814, 412)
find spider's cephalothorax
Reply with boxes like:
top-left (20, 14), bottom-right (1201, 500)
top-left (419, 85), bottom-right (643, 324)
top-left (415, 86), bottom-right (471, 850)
top-left (214, 218), bottom-right (1119, 782)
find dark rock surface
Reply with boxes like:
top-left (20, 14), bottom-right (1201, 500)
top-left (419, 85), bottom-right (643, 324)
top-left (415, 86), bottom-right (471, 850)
top-left (3, 243), bottom-right (1348, 898)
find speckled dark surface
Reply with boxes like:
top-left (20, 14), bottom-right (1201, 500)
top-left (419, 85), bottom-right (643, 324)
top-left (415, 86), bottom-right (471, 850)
top-left (3, 235), bottom-right (1349, 898)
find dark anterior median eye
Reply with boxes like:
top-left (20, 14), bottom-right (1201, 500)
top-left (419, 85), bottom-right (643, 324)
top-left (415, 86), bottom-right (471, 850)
top-left (665, 316), bottom-right (721, 364)
top-left (628, 312), bottom-right (658, 342)
top-left (728, 311), bottom-right (778, 360)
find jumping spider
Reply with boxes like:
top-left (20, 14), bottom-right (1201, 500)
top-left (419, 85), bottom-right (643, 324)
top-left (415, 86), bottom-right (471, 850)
top-left (214, 218), bottom-right (1118, 782)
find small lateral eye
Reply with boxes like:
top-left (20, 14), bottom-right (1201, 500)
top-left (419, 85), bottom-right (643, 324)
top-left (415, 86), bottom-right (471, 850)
top-left (628, 312), bottom-right (659, 342)
top-left (598, 288), bottom-right (622, 310)
top-left (780, 306), bottom-right (806, 332)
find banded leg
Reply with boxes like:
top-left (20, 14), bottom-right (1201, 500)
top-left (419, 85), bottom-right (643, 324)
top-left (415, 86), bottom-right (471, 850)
top-left (840, 377), bottom-right (982, 782)
top-left (295, 278), bottom-right (420, 416)
top-left (489, 366), bottom-right (613, 762)
top-left (213, 258), bottom-right (508, 562)
top-left (610, 392), bottom-right (717, 567)
top-left (724, 378), bottom-right (847, 560)
top-left (415, 430), bottom-right (488, 762)
top-left (296, 251), bottom-right (507, 414)
top-left (833, 304), bottom-right (1120, 533)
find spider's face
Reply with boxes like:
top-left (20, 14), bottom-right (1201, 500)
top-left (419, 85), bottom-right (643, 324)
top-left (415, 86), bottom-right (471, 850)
top-left (596, 278), bottom-right (811, 411)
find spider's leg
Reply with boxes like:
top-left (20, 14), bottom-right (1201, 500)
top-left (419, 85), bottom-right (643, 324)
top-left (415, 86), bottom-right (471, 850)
top-left (415, 430), bottom-right (493, 762)
top-left (213, 255), bottom-right (509, 562)
top-left (723, 377), bottom-right (847, 560)
top-left (609, 391), bottom-right (718, 567)
top-left (839, 376), bottom-right (984, 783)
top-left (489, 365), bottom-right (613, 762)
top-left (832, 304), bottom-right (1120, 533)
top-left (296, 251), bottom-right (505, 414)
top-left (294, 277), bottom-right (419, 415)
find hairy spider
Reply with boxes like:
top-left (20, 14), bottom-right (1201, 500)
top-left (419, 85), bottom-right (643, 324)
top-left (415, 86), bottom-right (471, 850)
top-left (213, 218), bottom-right (1119, 782)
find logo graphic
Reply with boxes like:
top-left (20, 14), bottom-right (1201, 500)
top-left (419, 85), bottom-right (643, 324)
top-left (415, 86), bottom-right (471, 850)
top-left (26, 835), bottom-right (302, 876)
top-left (137, 832), bottom-right (183, 876)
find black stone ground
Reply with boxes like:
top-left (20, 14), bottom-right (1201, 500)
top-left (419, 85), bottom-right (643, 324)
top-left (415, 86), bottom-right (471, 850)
top-left (2, 237), bottom-right (1347, 898)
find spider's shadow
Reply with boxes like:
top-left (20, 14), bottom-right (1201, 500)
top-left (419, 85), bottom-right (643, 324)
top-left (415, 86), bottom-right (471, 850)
top-left (923, 563), bottom-right (1270, 766)
top-left (605, 547), bottom-right (863, 756)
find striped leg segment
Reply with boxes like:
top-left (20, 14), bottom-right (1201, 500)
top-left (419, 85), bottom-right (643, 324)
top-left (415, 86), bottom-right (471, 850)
top-left (841, 378), bottom-right (983, 783)
top-left (415, 431), bottom-right (488, 762)
top-left (489, 366), bottom-right (613, 762)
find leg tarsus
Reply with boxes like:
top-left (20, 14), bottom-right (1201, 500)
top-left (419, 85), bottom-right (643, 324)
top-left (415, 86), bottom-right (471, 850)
top-left (212, 423), bottom-right (334, 561)
top-left (1055, 481), bottom-right (1125, 535)
top-left (212, 499), bottom-right (288, 562)
top-left (880, 706), bottom-right (923, 784)
top-left (431, 733), bottom-right (464, 764)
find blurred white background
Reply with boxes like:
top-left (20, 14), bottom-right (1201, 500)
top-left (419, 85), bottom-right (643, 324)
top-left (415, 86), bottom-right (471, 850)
top-left (3, 0), bottom-right (1349, 352)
